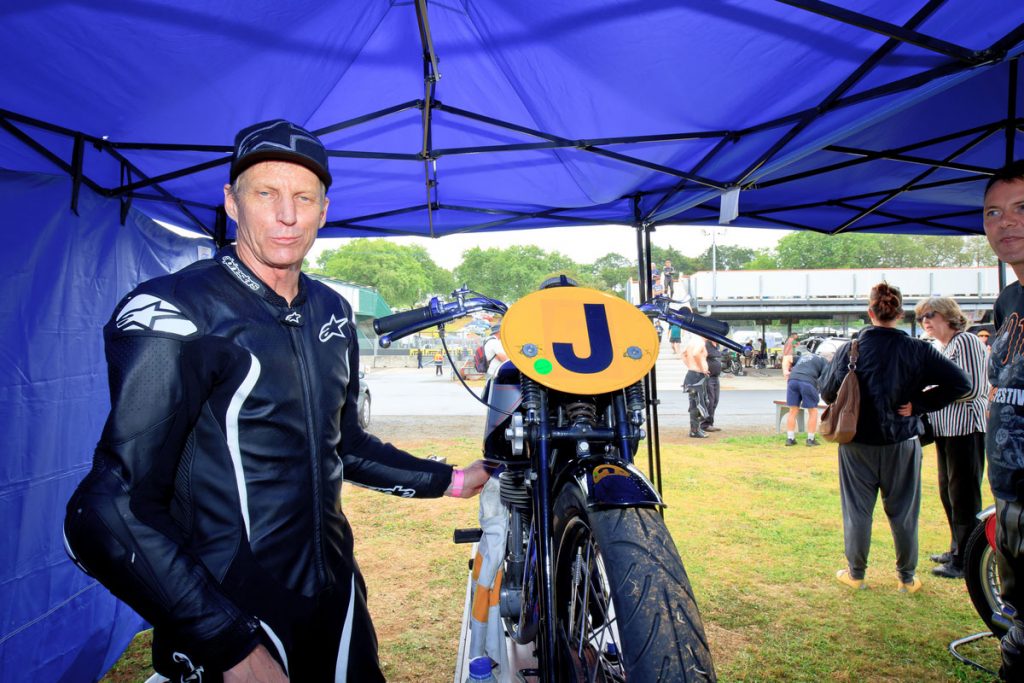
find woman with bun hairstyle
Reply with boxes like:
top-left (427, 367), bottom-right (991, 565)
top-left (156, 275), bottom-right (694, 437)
top-left (820, 282), bottom-right (970, 593)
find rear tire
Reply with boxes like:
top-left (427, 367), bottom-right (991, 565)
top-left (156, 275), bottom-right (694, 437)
top-left (552, 484), bottom-right (716, 681)
top-left (964, 518), bottom-right (1009, 638)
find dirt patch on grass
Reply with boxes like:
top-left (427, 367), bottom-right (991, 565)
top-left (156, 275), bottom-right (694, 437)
top-left (371, 415), bottom-right (485, 442)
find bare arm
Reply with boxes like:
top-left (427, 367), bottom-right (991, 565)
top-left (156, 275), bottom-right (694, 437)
top-left (224, 646), bottom-right (288, 683)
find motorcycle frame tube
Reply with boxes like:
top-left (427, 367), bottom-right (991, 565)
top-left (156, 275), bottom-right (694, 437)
top-left (613, 391), bottom-right (636, 466)
top-left (533, 387), bottom-right (558, 682)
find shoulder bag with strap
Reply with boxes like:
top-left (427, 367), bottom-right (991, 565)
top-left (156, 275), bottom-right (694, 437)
top-left (820, 340), bottom-right (860, 444)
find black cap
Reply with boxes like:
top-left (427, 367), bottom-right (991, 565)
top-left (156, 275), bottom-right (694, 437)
top-left (230, 119), bottom-right (332, 188)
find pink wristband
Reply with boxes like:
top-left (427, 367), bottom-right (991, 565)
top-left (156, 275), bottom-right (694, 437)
top-left (450, 468), bottom-right (465, 497)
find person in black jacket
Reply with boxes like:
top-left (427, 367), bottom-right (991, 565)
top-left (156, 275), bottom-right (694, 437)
top-left (820, 282), bottom-right (969, 594)
top-left (982, 160), bottom-right (1024, 681)
top-left (701, 339), bottom-right (723, 432)
top-left (63, 120), bottom-right (490, 683)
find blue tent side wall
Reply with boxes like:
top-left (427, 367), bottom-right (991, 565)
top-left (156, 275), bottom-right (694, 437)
top-left (0, 170), bottom-right (214, 682)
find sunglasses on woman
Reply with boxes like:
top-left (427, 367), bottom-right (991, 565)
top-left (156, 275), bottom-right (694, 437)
top-left (916, 311), bottom-right (938, 322)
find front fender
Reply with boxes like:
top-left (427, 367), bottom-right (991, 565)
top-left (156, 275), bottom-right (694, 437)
top-left (979, 504), bottom-right (996, 550)
top-left (560, 459), bottom-right (663, 510)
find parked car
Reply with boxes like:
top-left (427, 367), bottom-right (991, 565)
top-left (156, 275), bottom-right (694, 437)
top-left (798, 335), bottom-right (851, 361)
top-left (357, 369), bottom-right (371, 429)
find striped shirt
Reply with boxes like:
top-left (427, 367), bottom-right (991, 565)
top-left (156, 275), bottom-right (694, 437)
top-left (928, 331), bottom-right (989, 436)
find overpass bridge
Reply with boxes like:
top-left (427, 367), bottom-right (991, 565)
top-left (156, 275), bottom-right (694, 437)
top-left (631, 266), bottom-right (1003, 326)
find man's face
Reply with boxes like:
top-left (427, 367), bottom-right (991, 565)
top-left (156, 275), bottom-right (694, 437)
top-left (984, 178), bottom-right (1024, 269)
top-left (224, 160), bottom-right (328, 272)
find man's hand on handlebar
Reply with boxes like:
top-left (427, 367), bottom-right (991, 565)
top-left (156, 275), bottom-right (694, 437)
top-left (445, 460), bottom-right (493, 499)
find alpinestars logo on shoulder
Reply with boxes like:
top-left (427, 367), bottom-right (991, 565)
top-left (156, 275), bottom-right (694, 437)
top-left (115, 294), bottom-right (198, 336)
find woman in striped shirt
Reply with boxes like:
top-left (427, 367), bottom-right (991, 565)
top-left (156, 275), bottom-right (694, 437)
top-left (917, 296), bottom-right (989, 580)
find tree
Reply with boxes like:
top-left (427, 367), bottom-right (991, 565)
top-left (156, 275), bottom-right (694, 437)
top-left (590, 252), bottom-right (635, 293)
top-left (772, 231), bottom-right (997, 269)
top-left (652, 245), bottom-right (701, 275)
top-left (406, 244), bottom-right (455, 296)
top-left (314, 239), bottom-right (450, 308)
top-left (743, 251), bottom-right (780, 270)
top-left (695, 244), bottom-right (759, 271)
top-left (775, 232), bottom-right (886, 269)
top-left (453, 245), bottom-right (589, 302)
top-left (960, 235), bottom-right (998, 266)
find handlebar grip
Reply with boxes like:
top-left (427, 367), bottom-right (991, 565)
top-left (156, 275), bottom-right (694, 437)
top-left (373, 305), bottom-right (435, 335)
top-left (677, 308), bottom-right (730, 337)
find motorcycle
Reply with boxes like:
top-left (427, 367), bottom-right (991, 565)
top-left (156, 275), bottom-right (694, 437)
top-left (374, 279), bottom-right (739, 682)
top-left (722, 351), bottom-right (745, 376)
top-left (964, 505), bottom-right (1012, 637)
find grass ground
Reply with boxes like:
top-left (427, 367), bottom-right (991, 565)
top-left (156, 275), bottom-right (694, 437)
top-left (102, 433), bottom-right (1002, 682)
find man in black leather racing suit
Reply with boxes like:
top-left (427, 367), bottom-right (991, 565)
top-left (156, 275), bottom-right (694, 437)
top-left (63, 120), bottom-right (489, 682)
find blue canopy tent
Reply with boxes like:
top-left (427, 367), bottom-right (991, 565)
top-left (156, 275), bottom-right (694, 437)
top-left (2, 1), bottom-right (1024, 680)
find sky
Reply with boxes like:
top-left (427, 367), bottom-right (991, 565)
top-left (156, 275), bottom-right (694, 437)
top-left (306, 224), bottom-right (793, 270)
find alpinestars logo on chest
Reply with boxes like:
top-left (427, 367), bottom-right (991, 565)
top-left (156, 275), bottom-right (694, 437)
top-left (319, 314), bottom-right (349, 342)
top-left (116, 294), bottom-right (198, 336)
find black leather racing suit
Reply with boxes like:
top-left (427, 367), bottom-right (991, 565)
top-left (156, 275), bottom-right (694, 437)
top-left (64, 247), bottom-right (453, 682)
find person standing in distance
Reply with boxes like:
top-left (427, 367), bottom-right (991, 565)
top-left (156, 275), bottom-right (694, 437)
top-left (661, 259), bottom-right (676, 298)
top-left (981, 160), bottom-right (1024, 680)
top-left (701, 339), bottom-right (723, 433)
top-left (63, 119), bottom-right (490, 683)
top-left (483, 323), bottom-right (508, 381)
top-left (820, 282), bottom-right (967, 594)
top-left (680, 330), bottom-right (711, 438)
top-left (782, 348), bottom-right (827, 446)
top-left (913, 297), bottom-right (988, 581)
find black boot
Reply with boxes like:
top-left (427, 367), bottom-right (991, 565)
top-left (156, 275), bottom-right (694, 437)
top-left (1000, 626), bottom-right (1024, 682)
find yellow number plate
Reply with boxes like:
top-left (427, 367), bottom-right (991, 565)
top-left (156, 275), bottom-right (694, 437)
top-left (500, 286), bottom-right (658, 394)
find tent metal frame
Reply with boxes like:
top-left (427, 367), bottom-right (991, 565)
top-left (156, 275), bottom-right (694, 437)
top-left (1, 2), bottom-right (1022, 241)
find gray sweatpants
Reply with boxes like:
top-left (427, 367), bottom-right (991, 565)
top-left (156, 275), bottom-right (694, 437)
top-left (838, 438), bottom-right (922, 583)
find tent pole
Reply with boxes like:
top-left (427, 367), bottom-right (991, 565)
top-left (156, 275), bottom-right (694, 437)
top-left (215, 206), bottom-right (228, 249)
top-left (999, 55), bottom-right (1017, 288)
top-left (70, 133), bottom-right (84, 216)
top-left (414, 0), bottom-right (440, 238)
top-left (1006, 59), bottom-right (1019, 165)
top-left (118, 161), bottom-right (132, 225)
top-left (777, 0), bottom-right (979, 63)
top-left (645, 223), bottom-right (664, 500)
top-left (634, 198), bottom-right (664, 500)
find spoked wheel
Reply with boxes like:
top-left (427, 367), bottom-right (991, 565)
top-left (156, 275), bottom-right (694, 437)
top-left (964, 518), bottom-right (1010, 638)
top-left (552, 485), bottom-right (716, 682)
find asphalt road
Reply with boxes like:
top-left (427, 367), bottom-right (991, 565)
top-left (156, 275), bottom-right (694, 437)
top-left (365, 365), bottom-right (790, 432)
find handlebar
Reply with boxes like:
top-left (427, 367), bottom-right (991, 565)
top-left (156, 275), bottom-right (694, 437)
top-left (373, 289), bottom-right (507, 347)
top-left (374, 289), bottom-right (742, 352)
top-left (639, 297), bottom-right (744, 352)
top-left (373, 304), bottom-right (441, 336)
